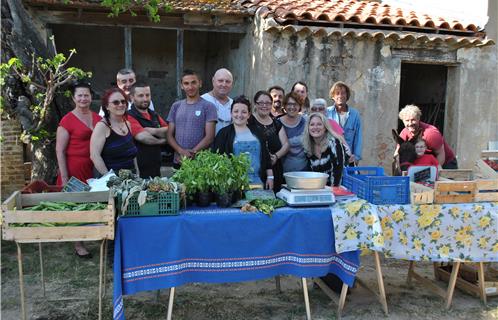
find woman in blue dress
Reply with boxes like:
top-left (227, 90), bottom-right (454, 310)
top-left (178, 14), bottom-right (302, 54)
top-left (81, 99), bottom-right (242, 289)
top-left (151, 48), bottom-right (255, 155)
top-left (213, 96), bottom-right (274, 190)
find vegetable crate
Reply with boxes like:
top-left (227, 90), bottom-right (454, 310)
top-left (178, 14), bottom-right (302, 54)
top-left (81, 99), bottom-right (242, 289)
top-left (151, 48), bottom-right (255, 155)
top-left (342, 167), bottom-right (410, 205)
top-left (117, 191), bottom-right (180, 216)
top-left (2, 191), bottom-right (115, 242)
top-left (1, 190), bottom-right (114, 320)
top-left (410, 182), bottom-right (434, 205)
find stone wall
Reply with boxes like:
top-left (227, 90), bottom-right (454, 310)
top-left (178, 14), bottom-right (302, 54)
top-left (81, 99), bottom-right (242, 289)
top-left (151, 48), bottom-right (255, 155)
top-left (1, 118), bottom-right (26, 199)
top-left (238, 15), bottom-right (498, 171)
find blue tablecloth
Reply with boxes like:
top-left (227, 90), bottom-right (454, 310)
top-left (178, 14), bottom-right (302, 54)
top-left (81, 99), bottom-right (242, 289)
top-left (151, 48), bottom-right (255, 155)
top-left (113, 206), bottom-right (360, 320)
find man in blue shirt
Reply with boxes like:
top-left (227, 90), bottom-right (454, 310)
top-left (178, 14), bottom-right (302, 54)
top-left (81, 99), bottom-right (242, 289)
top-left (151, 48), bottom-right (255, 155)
top-left (326, 81), bottom-right (362, 165)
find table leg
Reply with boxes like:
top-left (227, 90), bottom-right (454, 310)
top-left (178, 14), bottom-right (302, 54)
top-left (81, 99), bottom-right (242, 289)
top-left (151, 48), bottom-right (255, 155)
top-left (407, 261), bottom-right (415, 285)
top-left (98, 240), bottom-right (105, 320)
top-left (102, 239), bottom-right (107, 298)
top-left (337, 283), bottom-right (348, 319)
top-left (275, 276), bottom-right (281, 293)
top-left (167, 287), bottom-right (175, 320)
top-left (301, 278), bottom-right (311, 320)
top-left (477, 262), bottom-right (487, 305)
top-left (17, 242), bottom-right (27, 320)
top-left (374, 252), bottom-right (388, 315)
top-left (445, 262), bottom-right (461, 309)
top-left (39, 242), bottom-right (46, 297)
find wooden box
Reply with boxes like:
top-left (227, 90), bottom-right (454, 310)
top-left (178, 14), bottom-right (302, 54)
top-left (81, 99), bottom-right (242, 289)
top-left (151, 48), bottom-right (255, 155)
top-left (410, 182), bottom-right (434, 204)
top-left (434, 181), bottom-right (477, 204)
top-left (1, 191), bottom-right (115, 243)
top-left (435, 263), bottom-right (498, 299)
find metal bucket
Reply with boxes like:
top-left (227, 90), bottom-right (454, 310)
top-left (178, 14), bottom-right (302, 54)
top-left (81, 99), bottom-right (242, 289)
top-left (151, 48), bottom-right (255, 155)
top-left (283, 171), bottom-right (329, 189)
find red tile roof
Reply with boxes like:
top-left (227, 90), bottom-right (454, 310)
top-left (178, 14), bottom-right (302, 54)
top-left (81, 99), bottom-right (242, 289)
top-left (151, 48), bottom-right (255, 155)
top-left (24, 0), bottom-right (249, 15)
top-left (241, 0), bottom-right (479, 34)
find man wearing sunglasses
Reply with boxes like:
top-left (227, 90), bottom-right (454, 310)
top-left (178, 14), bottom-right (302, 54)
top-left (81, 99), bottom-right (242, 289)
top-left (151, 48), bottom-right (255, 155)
top-left (128, 82), bottom-right (168, 178)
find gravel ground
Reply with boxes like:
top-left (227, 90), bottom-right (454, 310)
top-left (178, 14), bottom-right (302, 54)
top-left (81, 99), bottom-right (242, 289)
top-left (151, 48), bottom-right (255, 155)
top-left (1, 241), bottom-right (497, 320)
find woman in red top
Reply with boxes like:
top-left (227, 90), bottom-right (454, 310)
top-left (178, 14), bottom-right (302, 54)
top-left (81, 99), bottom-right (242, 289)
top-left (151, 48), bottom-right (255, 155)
top-left (56, 81), bottom-right (100, 258)
top-left (56, 82), bottom-right (101, 185)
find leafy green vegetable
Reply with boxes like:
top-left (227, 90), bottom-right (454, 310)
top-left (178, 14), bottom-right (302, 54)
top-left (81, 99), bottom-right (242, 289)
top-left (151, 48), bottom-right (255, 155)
top-left (249, 199), bottom-right (286, 217)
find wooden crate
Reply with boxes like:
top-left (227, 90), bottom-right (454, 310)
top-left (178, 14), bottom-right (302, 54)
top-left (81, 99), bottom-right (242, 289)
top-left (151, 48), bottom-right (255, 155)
top-left (435, 263), bottom-right (498, 300)
top-left (410, 182), bottom-right (434, 204)
top-left (475, 179), bottom-right (498, 202)
top-left (1, 191), bottom-right (115, 243)
top-left (439, 169), bottom-right (474, 181)
top-left (434, 181), bottom-right (477, 204)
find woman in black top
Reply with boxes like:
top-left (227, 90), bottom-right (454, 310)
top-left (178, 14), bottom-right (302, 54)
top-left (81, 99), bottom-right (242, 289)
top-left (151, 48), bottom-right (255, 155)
top-left (90, 88), bottom-right (139, 175)
top-left (248, 91), bottom-right (289, 192)
top-left (302, 112), bottom-right (347, 186)
top-left (213, 96), bottom-right (273, 189)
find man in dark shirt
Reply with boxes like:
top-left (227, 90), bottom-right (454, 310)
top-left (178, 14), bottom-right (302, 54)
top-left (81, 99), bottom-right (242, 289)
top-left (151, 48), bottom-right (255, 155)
top-left (127, 82), bottom-right (168, 178)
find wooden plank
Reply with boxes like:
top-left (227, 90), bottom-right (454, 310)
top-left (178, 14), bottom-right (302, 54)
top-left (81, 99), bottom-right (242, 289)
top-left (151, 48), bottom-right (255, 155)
top-left (435, 181), bottom-right (477, 192)
top-left (3, 226), bottom-right (113, 242)
top-left (20, 191), bottom-right (110, 206)
top-left (474, 159), bottom-right (498, 179)
top-left (435, 194), bottom-right (475, 204)
top-left (436, 266), bottom-right (481, 297)
top-left (474, 179), bottom-right (498, 202)
top-left (439, 169), bottom-right (473, 181)
top-left (2, 190), bottom-right (20, 210)
top-left (124, 27), bottom-right (132, 69)
top-left (481, 150), bottom-right (498, 158)
top-left (176, 29), bottom-right (184, 100)
top-left (410, 270), bottom-right (447, 298)
top-left (4, 210), bottom-right (114, 223)
top-left (410, 182), bottom-right (434, 204)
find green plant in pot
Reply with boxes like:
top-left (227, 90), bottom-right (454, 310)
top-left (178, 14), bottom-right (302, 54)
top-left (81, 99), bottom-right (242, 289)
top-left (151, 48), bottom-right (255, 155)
top-left (229, 153), bottom-right (251, 201)
top-left (172, 157), bottom-right (201, 205)
top-left (211, 153), bottom-right (234, 207)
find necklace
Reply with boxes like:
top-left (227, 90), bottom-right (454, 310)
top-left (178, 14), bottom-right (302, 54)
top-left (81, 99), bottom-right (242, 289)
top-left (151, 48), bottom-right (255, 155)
top-left (111, 121), bottom-right (127, 135)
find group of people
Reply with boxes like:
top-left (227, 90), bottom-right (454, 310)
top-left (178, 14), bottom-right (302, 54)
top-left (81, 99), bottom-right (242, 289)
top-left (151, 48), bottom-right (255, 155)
top-left (55, 66), bottom-right (457, 256)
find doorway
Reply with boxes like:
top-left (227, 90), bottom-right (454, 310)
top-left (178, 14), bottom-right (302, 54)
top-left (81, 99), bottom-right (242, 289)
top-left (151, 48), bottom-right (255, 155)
top-left (398, 63), bottom-right (448, 133)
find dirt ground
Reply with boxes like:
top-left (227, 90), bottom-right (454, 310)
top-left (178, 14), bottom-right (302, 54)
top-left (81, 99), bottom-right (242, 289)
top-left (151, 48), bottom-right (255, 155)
top-left (1, 240), bottom-right (497, 320)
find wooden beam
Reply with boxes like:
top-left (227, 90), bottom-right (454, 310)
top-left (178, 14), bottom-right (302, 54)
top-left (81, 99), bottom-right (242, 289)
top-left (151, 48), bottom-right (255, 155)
top-left (176, 29), bottom-right (184, 100)
top-left (124, 26), bottom-right (132, 69)
top-left (33, 10), bottom-right (247, 33)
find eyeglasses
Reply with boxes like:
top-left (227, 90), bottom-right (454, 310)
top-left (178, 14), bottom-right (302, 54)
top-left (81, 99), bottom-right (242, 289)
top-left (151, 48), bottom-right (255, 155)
top-left (110, 99), bottom-right (127, 106)
top-left (286, 102), bottom-right (298, 108)
top-left (311, 106), bottom-right (326, 111)
top-left (256, 101), bottom-right (272, 107)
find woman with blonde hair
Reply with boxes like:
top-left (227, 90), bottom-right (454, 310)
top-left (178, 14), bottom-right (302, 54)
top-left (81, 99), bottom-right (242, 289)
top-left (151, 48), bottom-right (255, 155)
top-left (302, 112), bottom-right (347, 186)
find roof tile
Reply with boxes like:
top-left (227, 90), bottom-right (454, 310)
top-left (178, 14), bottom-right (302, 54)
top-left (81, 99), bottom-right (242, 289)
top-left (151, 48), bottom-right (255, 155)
top-left (241, 0), bottom-right (479, 33)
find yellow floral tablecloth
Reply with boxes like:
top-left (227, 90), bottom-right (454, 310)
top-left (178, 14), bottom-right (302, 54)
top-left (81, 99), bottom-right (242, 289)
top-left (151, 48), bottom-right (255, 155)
top-left (333, 199), bottom-right (498, 262)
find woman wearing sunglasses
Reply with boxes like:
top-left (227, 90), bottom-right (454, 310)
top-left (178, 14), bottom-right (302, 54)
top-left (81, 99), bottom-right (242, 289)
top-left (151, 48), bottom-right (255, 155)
top-left (90, 87), bottom-right (139, 175)
top-left (248, 90), bottom-right (289, 192)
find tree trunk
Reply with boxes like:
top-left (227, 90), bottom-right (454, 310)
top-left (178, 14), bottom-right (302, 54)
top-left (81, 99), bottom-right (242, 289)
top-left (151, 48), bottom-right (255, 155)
top-left (31, 140), bottom-right (58, 183)
top-left (2, 0), bottom-right (60, 182)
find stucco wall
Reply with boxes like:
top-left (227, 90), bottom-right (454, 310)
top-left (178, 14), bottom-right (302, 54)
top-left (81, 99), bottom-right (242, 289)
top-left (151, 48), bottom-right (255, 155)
top-left (450, 45), bottom-right (498, 168)
top-left (240, 15), bottom-right (498, 172)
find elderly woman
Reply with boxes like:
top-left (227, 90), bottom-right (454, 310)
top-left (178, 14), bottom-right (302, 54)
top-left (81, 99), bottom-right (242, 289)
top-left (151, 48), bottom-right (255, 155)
top-left (213, 96), bottom-right (273, 189)
top-left (248, 91), bottom-right (289, 192)
top-left (90, 88), bottom-right (139, 175)
top-left (56, 82), bottom-right (101, 186)
top-left (302, 113), bottom-right (347, 187)
top-left (56, 81), bottom-right (101, 258)
top-left (398, 104), bottom-right (457, 169)
top-left (278, 92), bottom-right (309, 173)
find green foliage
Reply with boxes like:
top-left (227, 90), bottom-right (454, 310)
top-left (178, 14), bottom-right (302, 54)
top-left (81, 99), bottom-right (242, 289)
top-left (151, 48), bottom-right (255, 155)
top-left (0, 46), bottom-right (92, 141)
top-left (100, 0), bottom-right (172, 22)
top-left (172, 150), bottom-right (251, 195)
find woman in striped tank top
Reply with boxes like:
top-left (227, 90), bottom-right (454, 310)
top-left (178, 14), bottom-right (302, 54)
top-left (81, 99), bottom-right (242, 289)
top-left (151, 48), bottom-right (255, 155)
top-left (90, 88), bottom-right (139, 176)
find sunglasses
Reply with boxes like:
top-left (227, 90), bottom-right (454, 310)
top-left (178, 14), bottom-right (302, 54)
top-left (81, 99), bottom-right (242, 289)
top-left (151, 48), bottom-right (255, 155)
top-left (110, 99), bottom-right (127, 106)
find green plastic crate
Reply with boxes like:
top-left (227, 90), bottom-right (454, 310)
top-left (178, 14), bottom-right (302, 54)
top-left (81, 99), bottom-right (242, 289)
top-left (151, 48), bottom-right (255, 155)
top-left (117, 191), bottom-right (180, 216)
